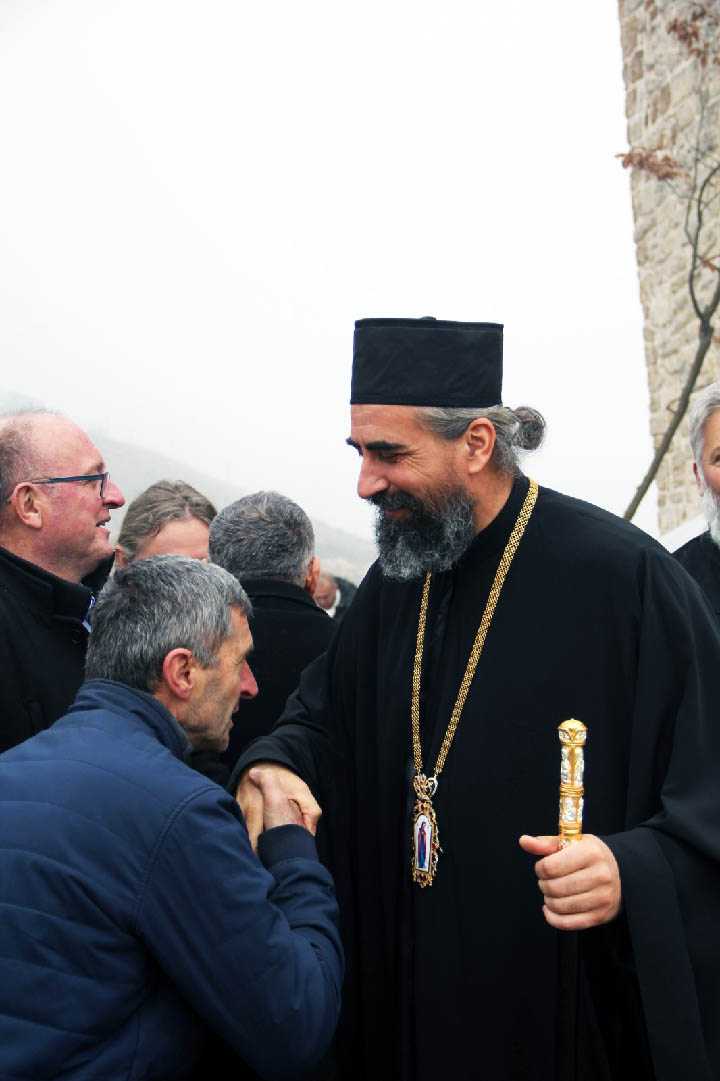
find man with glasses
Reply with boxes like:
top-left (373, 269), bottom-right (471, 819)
top-left (0, 410), bottom-right (125, 753)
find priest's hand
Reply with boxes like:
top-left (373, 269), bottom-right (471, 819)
top-left (247, 767), bottom-right (304, 829)
top-left (235, 763), bottom-right (322, 852)
top-left (518, 834), bottom-right (621, 930)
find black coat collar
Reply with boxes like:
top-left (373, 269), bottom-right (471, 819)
top-left (242, 577), bottom-right (324, 613)
top-left (0, 545), bottom-right (93, 624)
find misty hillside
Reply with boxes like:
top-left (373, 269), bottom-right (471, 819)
top-left (1, 392), bottom-right (377, 584)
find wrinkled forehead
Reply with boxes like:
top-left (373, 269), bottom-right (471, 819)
top-left (348, 403), bottom-right (425, 445)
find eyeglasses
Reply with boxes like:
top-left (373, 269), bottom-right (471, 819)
top-left (30, 473), bottom-right (111, 498)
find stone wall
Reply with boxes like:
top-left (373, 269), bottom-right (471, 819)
top-left (618, 0), bottom-right (720, 532)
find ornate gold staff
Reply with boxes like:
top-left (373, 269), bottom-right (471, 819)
top-left (558, 719), bottom-right (586, 847)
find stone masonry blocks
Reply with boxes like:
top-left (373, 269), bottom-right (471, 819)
top-left (618, 0), bottom-right (720, 532)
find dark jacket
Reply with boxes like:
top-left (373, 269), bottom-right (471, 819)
top-left (222, 577), bottom-right (335, 770)
top-left (674, 529), bottom-right (720, 623)
top-left (0, 545), bottom-right (97, 753)
top-left (332, 577), bottom-right (358, 624)
top-left (0, 679), bottom-right (343, 1081)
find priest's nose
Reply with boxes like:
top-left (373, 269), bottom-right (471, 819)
top-left (357, 456), bottom-right (389, 501)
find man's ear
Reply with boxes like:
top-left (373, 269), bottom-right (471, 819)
top-left (304, 556), bottom-right (320, 596)
top-left (693, 461), bottom-right (703, 496)
top-left (9, 483), bottom-right (45, 530)
top-left (463, 418), bottom-right (496, 476)
top-left (160, 648), bottom-right (196, 702)
top-left (114, 546), bottom-right (130, 568)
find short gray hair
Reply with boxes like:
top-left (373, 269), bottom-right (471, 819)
top-left (0, 410), bottom-right (54, 511)
top-left (209, 490), bottom-right (315, 587)
top-left (689, 380), bottom-right (720, 466)
top-left (85, 555), bottom-right (251, 691)
top-left (416, 405), bottom-right (546, 476)
top-left (116, 480), bottom-right (217, 561)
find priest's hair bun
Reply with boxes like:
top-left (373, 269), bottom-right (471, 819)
top-left (511, 407), bottom-right (546, 452)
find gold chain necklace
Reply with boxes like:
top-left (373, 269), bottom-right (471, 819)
top-left (411, 478), bottom-right (539, 886)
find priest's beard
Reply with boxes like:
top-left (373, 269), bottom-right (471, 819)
top-left (701, 483), bottom-right (720, 547)
top-left (369, 484), bottom-right (478, 580)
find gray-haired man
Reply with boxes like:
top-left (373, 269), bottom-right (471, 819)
top-left (0, 410), bottom-right (125, 753)
top-left (209, 490), bottom-right (334, 767)
top-left (0, 555), bottom-right (343, 1081)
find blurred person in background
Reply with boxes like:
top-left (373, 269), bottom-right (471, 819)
top-left (114, 479), bottom-right (216, 566)
top-left (314, 569), bottom-right (357, 623)
top-left (210, 491), bottom-right (334, 769)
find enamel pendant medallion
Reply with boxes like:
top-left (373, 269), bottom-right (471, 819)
top-left (411, 773), bottom-right (440, 887)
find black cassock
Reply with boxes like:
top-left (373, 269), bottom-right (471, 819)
top-left (234, 476), bottom-right (720, 1081)
top-left (674, 530), bottom-right (720, 625)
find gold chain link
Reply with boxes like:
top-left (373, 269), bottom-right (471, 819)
top-left (411, 479), bottom-right (539, 779)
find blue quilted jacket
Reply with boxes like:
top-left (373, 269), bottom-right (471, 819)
top-left (0, 679), bottom-right (343, 1080)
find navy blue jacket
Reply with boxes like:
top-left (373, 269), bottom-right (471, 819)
top-left (0, 679), bottom-right (343, 1081)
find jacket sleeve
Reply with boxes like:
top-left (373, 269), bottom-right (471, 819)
top-left (133, 784), bottom-right (344, 1081)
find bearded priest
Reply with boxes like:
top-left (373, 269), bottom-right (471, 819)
top-left (231, 317), bottom-right (720, 1081)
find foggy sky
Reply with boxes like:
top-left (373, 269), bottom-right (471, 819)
top-left (0, 1), bottom-right (666, 542)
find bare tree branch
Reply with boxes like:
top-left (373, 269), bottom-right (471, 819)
top-left (689, 158), bottom-right (720, 317)
top-left (623, 323), bottom-right (715, 520)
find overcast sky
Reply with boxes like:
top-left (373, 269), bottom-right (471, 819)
top-left (0, 0), bottom-right (664, 541)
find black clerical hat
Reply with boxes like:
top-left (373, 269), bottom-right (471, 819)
top-left (350, 317), bottom-right (503, 407)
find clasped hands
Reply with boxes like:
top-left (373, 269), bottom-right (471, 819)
top-left (236, 763), bottom-right (322, 849)
top-left (235, 767), bottom-right (621, 930)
